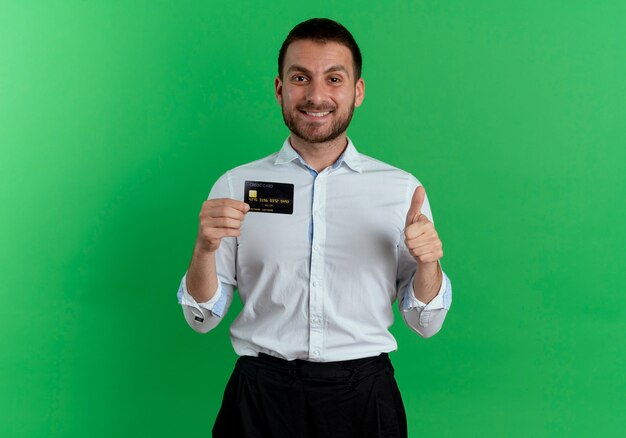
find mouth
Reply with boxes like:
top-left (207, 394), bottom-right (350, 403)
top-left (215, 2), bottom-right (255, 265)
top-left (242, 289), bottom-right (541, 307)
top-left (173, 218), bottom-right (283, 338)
top-left (299, 110), bottom-right (333, 119)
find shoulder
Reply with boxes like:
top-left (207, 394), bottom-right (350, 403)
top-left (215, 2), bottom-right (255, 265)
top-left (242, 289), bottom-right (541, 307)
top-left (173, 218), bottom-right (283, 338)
top-left (214, 151), bottom-right (281, 184)
top-left (356, 151), bottom-right (421, 186)
top-left (351, 150), bottom-right (426, 211)
top-left (209, 151), bottom-right (279, 199)
top-left (225, 151), bottom-right (280, 175)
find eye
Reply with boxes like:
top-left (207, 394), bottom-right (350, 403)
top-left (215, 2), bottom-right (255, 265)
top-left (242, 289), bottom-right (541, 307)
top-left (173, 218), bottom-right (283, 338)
top-left (329, 76), bottom-right (343, 84)
top-left (291, 75), bottom-right (308, 83)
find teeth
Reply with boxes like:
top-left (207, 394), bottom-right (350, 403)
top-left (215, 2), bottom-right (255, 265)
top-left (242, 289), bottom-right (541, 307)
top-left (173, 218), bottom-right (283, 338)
top-left (305, 111), bottom-right (330, 117)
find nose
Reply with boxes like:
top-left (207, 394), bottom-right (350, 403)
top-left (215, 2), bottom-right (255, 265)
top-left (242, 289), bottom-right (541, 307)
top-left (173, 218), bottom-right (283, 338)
top-left (305, 79), bottom-right (326, 105)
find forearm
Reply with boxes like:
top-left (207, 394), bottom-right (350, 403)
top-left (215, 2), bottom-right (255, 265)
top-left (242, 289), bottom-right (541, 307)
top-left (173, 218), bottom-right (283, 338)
top-left (178, 245), bottom-right (231, 334)
top-left (186, 244), bottom-right (219, 303)
top-left (412, 261), bottom-right (442, 304)
top-left (401, 268), bottom-right (452, 338)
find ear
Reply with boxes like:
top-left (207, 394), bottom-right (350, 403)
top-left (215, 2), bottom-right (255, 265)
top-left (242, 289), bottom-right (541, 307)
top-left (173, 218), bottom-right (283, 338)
top-left (354, 77), bottom-right (365, 108)
top-left (274, 76), bottom-right (283, 106)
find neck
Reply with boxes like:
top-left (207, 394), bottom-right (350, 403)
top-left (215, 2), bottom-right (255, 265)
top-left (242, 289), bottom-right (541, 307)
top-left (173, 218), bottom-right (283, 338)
top-left (289, 133), bottom-right (348, 173)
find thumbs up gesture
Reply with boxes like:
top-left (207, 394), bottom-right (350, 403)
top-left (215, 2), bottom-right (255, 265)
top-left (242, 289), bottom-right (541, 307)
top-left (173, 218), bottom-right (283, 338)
top-left (404, 186), bottom-right (443, 264)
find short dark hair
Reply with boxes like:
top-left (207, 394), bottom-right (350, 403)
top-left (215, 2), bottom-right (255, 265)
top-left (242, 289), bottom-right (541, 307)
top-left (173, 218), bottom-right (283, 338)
top-left (278, 18), bottom-right (362, 81)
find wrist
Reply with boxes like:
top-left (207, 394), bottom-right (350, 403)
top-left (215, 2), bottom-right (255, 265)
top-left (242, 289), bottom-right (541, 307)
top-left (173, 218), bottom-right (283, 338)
top-left (418, 260), bottom-right (440, 276)
top-left (413, 261), bottom-right (442, 302)
top-left (193, 240), bottom-right (217, 258)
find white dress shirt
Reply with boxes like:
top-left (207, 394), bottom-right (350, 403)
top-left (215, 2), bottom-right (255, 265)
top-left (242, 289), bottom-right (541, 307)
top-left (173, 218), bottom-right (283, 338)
top-left (178, 138), bottom-right (452, 362)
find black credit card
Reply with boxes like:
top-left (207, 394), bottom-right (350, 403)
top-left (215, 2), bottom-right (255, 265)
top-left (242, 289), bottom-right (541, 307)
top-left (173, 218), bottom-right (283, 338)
top-left (244, 180), bottom-right (294, 214)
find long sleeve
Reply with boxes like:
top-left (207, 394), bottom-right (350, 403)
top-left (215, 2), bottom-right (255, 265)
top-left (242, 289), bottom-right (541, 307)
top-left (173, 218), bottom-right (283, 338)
top-left (177, 275), bottom-right (235, 333)
top-left (177, 172), bottom-right (239, 333)
top-left (176, 139), bottom-right (454, 359)
top-left (396, 175), bottom-right (453, 338)
top-left (400, 269), bottom-right (452, 337)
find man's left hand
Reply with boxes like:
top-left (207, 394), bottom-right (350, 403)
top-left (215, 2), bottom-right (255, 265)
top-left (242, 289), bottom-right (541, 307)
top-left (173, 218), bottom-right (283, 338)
top-left (404, 186), bottom-right (443, 264)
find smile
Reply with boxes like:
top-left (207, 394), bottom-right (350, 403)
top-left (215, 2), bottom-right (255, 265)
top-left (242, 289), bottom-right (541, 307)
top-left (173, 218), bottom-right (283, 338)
top-left (300, 110), bottom-right (333, 118)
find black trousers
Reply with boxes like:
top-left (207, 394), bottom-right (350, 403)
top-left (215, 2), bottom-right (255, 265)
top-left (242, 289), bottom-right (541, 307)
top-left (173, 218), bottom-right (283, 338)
top-left (213, 353), bottom-right (408, 438)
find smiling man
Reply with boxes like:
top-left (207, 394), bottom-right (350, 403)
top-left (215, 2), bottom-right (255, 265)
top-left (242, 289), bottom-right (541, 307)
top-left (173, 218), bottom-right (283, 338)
top-left (178, 18), bottom-right (452, 438)
top-left (279, 39), bottom-right (363, 149)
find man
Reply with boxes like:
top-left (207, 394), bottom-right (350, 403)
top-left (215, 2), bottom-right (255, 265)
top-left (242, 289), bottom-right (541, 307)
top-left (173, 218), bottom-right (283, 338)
top-left (178, 18), bottom-right (452, 438)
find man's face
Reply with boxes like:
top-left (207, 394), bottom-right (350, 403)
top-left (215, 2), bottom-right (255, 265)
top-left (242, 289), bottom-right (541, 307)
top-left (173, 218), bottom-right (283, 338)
top-left (275, 39), bottom-right (365, 144)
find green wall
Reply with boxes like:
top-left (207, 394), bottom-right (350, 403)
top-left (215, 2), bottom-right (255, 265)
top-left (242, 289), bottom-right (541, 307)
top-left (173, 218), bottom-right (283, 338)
top-left (2, 1), bottom-right (625, 436)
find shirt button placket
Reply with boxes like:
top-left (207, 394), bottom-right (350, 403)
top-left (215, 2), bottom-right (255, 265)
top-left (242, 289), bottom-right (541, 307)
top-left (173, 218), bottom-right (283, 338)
top-left (309, 172), bottom-right (327, 361)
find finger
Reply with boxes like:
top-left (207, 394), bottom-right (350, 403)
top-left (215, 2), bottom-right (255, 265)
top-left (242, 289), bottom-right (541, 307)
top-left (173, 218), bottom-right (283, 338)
top-left (405, 236), bottom-right (441, 252)
top-left (404, 218), bottom-right (434, 240)
top-left (204, 205), bottom-right (247, 221)
top-left (205, 198), bottom-right (250, 213)
top-left (212, 228), bottom-right (241, 238)
top-left (408, 247), bottom-right (444, 263)
top-left (415, 252), bottom-right (443, 264)
top-left (201, 227), bottom-right (241, 241)
top-left (405, 186), bottom-right (426, 226)
top-left (204, 217), bottom-right (242, 230)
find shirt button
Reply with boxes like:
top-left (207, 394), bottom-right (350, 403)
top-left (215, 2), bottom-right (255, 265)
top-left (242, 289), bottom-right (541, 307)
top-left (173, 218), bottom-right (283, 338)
top-left (312, 281), bottom-right (318, 287)
top-left (313, 245), bottom-right (320, 251)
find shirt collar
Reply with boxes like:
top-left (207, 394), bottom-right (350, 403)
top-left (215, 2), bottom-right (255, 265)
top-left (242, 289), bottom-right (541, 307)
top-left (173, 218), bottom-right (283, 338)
top-left (274, 137), bottom-right (363, 173)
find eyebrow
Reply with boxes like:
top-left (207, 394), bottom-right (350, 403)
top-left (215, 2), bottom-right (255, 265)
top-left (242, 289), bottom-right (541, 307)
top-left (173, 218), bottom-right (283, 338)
top-left (286, 64), bottom-right (351, 78)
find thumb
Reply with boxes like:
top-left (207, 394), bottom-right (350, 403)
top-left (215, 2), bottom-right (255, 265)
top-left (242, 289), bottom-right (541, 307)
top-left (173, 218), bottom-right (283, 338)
top-left (406, 186), bottom-right (426, 226)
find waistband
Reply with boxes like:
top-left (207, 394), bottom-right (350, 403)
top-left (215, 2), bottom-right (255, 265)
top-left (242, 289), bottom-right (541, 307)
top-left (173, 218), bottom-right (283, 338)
top-left (237, 352), bottom-right (391, 380)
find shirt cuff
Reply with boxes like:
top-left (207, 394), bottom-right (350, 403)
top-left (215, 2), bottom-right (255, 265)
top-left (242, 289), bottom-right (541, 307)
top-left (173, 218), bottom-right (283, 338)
top-left (176, 273), bottom-right (227, 317)
top-left (402, 269), bottom-right (452, 311)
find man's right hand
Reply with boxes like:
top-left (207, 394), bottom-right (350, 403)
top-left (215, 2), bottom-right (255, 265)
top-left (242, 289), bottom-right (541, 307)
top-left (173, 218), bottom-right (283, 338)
top-left (195, 198), bottom-right (250, 253)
